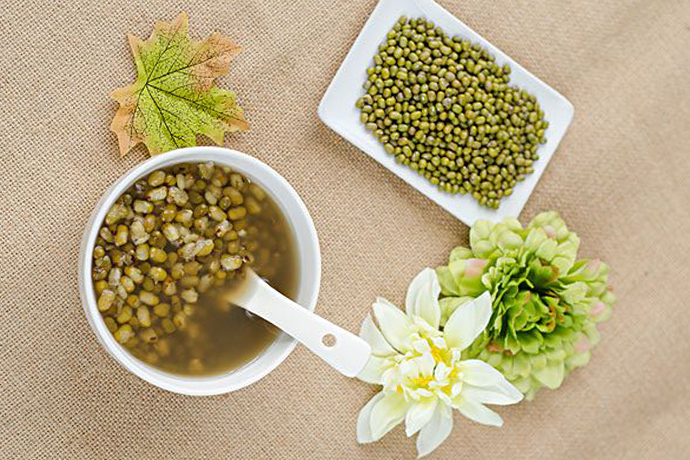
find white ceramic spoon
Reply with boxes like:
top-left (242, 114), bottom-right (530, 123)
top-left (222, 269), bottom-right (371, 377)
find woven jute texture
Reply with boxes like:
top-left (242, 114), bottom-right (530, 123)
top-left (1, 0), bottom-right (689, 458)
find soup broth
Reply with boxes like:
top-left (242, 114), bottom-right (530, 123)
top-left (91, 162), bottom-right (298, 376)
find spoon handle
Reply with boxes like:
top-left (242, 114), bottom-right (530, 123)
top-left (240, 271), bottom-right (371, 377)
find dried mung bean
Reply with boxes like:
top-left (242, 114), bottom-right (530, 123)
top-left (355, 17), bottom-right (547, 209)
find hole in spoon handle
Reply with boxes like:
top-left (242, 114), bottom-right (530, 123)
top-left (321, 333), bottom-right (337, 347)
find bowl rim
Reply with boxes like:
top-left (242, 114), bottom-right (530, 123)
top-left (78, 146), bottom-right (321, 395)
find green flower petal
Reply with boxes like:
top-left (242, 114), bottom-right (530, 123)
top-left (437, 211), bottom-right (615, 400)
top-left (435, 266), bottom-right (459, 296)
top-left (469, 220), bottom-right (497, 258)
top-left (438, 296), bottom-right (473, 326)
top-left (533, 361), bottom-right (565, 389)
top-left (449, 246), bottom-right (473, 262)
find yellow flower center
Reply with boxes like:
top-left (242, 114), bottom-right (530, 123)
top-left (449, 365), bottom-right (462, 380)
top-left (430, 345), bottom-right (444, 363)
top-left (411, 375), bottom-right (433, 388)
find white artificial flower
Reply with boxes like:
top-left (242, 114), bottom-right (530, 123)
top-left (356, 268), bottom-right (523, 457)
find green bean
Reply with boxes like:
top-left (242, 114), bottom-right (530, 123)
top-left (97, 289), bottom-right (116, 312)
top-left (135, 244), bottom-right (149, 261)
top-left (139, 291), bottom-right (159, 306)
top-left (204, 190), bottom-right (218, 205)
top-left (120, 276), bottom-right (135, 293)
top-left (130, 221), bottom-right (149, 245)
top-left (104, 316), bottom-right (118, 333)
top-left (140, 328), bottom-right (158, 343)
top-left (92, 161), bottom-right (294, 374)
top-left (161, 318), bottom-right (176, 334)
top-left (147, 186), bottom-right (167, 202)
top-left (208, 206), bottom-right (227, 222)
top-left (148, 170), bottom-right (166, 187)
top-left (117, 306), bottom-right (133, 324)
top-left (221, 254), bottom-right (242, 271)
top-left (114, 324), bottom-right (134, 344)
top-left (149, 267), bottom-right (167, 282)
top-left (180, 288), bottom-right (198, 303)
top-left (355, 16), bottom-right (547, 208)
top-left (153, 303), bottom-right (171, 317)
top-left (137, 306), bottom-right (152, 328)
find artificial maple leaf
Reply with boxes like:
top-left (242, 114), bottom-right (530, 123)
top-left (110, 12), bottom-right (249, 157)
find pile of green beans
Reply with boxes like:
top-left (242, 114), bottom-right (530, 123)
top-left (356, 17), bottom-right (548, 208)
top-left (92, 162), bottom-right (267, 365)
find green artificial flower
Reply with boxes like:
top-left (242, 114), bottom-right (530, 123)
top-left (436, 212), bottom-right (615, 400)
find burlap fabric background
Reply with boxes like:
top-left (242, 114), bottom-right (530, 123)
top-left (2, 0), bottom-right (689, 458)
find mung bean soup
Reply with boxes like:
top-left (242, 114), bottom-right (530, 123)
top-left (92, 162), bottom-right (298, 376)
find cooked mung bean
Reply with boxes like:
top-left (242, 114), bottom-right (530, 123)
top-left (92, 162), bottom-right (298, 376)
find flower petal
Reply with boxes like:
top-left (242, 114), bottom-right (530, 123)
top-left (458, 359), bottom-right (505, 386)
top-left (533, 361), bottom-right (565, 389)
top-left (405, 398), bottom-right (438, 437)
top-left (435, 389), bottom-right (452, 406)
top-left (443, 291), bottom-right (492, 351)
top-left (434, 362), bottom-right (451, 382)
top-left (369, 392), bottom-right (408, 441)
top-left (356, 392), bottom-right (384, 444)
top-left (400, 358), bottom-right (420, 378)
top-left (405, 268), bottom-right (441, 329)
top-left (430, 335), bottom-right (447, 350)
top-left (416, 352), bottom-right (436, 377)
top-left (461, 381), bottom-right (523, 406)
top-left (451, 382), bottom-right (463, 398)
top-left (416, 403), bottom-right (453, 458)
top-left (405, 386), bottom-right (434, 401)
top-left (359, 313), bottom-right (396, 356)
top-left (357, 355), bottom-right (389, 384)
top-left (455, 397), bottom-right (503, 427)
top-left (412, 339), bottom-right (431, 354)
top-left (372, 297), bottom-right (414, 352)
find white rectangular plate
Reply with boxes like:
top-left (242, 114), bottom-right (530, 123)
top-left (318, 0), bottom-right (574, 226)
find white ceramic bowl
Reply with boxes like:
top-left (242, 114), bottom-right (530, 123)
top-left (78, 147), bottom-right (321, 395)
top-left (318, 0), bottom-right (574, 226)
